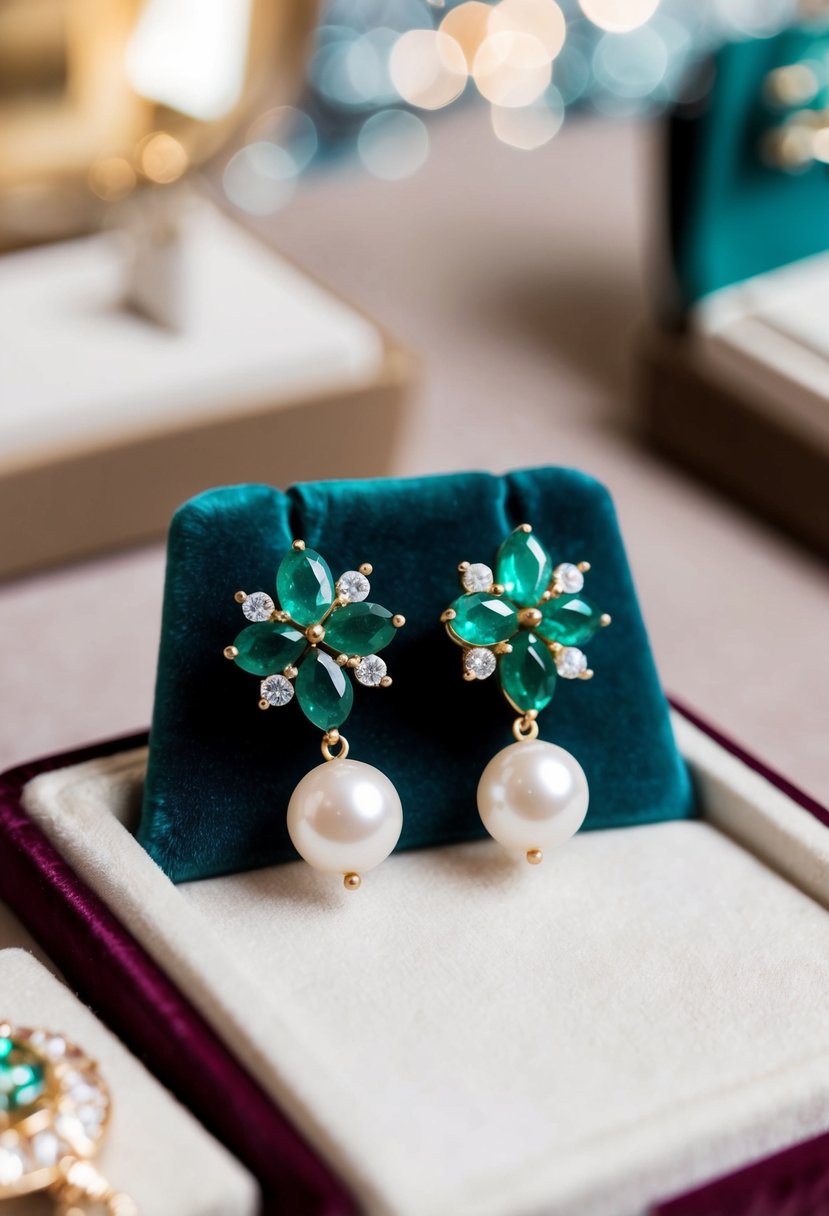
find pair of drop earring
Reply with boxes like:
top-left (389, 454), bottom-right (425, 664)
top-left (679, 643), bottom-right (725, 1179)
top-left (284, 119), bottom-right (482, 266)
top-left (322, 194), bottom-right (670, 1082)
top-left (223, 524), bottom-right (611, 890)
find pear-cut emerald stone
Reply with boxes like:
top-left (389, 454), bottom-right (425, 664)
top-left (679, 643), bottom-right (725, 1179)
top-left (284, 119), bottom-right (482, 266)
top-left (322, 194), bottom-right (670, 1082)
top-left (495, 529), bottom-right (552, 606)
top-left (0, 1037), bottom-right (46, 1114)
top-left (324, 602), bottom-right (396, 655)
top-left (449, 592), bottom-right (519, 646)
top-left (295, 649), bottom-right (354, 730)
top-left (234, 622), bottom-right (305, 676)
top-left (499, 631), bottom-right (557, 714)
top-left (276, 547), bottom-right (335, 626)
top-left (540, 594), bottom-right (603, 646)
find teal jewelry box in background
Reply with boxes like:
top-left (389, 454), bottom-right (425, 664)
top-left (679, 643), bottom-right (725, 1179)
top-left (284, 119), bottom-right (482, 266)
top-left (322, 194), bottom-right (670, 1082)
top-left (139, 466), bottom-right (694, 882)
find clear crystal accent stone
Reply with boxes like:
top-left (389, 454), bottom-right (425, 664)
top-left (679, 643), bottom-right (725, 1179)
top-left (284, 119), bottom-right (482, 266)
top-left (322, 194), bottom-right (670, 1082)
top-left (260, 674), bottom-right (295, 706)
top-left (553, 563), bottom-right (584, 594)
top-left (31, 1130), bottom-right (60, 1167)
top-left (464, 647), bottom-right (497, 679)
top-left (555, 646), bottom-right (587, 679)
top-left (336, 571), bottom-right (370, 602)
top-left (355, 655), bottom-right (386, 686)
top-left (0, 1145), bottom-right (26, 1185)
top-left (462, 563), bottom-right (494, 593)
top-left (242, 592), bottom-right (275, 622)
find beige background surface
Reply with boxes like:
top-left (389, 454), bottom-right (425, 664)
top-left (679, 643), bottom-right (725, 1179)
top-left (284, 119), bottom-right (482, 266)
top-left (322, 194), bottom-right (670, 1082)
top-left (0, 109), bottom-right (826, 800)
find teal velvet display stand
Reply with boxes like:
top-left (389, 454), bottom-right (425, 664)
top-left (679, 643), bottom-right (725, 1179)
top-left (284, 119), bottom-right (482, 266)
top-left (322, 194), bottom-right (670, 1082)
top-left (140, 468), bottom-right (694, 882)
top-left (670, 21), bottom-right (829, 307)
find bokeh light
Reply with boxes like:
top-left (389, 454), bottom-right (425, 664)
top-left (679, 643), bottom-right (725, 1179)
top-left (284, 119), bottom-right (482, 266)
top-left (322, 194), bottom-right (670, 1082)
top-left (223, 143), bottom-right (297, 214)
top-left (245, 107), bottom-right (319, 174)
top-left (489, 0), bottom-right (566, 60)
top-left (136, 132), bottom-right (189, 184)
top-left (592, 24), bottom-right (668, 100)
top-left (439, 2), bottom-right (493, 68)
top-left (490, 83), bottom-right (565, 147)
top-left (578, 0), bottom-right (661, 34)
top-left (389, 29), bottom-right (468, 108)
top-left (358, 108), bottom-right (430, 178)
top-left (473, 30), bottom-right (552, 106)
top-left (88, 158), bottom-right (137, 203)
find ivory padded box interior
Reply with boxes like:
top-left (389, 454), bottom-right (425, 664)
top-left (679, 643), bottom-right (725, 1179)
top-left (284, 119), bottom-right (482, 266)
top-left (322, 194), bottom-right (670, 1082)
top-left (18, 712), bottom-right (829, 1216)
top-left (0, 947), bottom-right (257, 1215)
top-left (689, 250), bottom-right (829, 458)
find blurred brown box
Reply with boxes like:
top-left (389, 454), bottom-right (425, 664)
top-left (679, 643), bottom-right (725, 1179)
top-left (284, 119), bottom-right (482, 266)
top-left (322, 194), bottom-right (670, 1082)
top-left (639, 324), bottom-right (829, 561)
top-left (0, 202), bottom-right (415, 580)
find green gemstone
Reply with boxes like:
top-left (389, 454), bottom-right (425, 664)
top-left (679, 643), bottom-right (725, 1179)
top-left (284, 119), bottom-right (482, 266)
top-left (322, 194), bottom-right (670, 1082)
top-left (295, 649), bottom-right (354, 730)
top-left (324, 602), bottom-right (396, 655)
top-left (540, 594), bottom-right (603, 645)
top-left (495, 528), bottom-right (552, 606)
top-left (449, 592), bottom-right (519, 646)
top-left (234, 622), bottom-right (306, 676)
top-left (0, 1037), bottom-right (46, 1115)
top-left (276, 547), bottom-right (335, 626)
top-left (499, 631), bottom-right (557, 714)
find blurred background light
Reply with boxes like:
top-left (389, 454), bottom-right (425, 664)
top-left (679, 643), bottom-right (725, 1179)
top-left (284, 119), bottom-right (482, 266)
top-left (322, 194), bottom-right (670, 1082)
top-left (389, 29), bottom-right (468, 108)
top-left (223, 142), bottom-right (297, 214)
top-left (126, 0), bottom-right (253, 121)
top-left (490, 82), bottom-right (565, 146)
top-left (358, 108), bottom-right (431, 177)
top-left (137, 131), bottom-right (190, 185)
top-left (490, 0), bottom-right (567, 59)
top-left (215, 0), bottom-right (801, 207)
top-left (578, 0), bottom-right (660, 34)
top-left (473, 31), bottom-right (552, 105)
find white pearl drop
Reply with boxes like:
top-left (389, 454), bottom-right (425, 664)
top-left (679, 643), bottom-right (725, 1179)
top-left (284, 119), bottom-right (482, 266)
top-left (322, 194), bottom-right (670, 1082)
top-left (477, 740), bottom-right (589, 853)
top-left (287, 759), bottom-right (403, 875)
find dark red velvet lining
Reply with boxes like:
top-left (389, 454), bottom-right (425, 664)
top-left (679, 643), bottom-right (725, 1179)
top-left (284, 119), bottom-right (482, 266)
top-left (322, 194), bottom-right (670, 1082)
top-left (0, 704), bottom-right (827, 1216)
top-left (0, 733), bottom-right (356, 1216)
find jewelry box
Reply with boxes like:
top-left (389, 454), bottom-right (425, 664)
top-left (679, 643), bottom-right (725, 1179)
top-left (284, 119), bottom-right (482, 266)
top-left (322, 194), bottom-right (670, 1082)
top-left (1, 468), bottom-right (827, 1215)
top-left (641, 20), bottom-right (829, 559)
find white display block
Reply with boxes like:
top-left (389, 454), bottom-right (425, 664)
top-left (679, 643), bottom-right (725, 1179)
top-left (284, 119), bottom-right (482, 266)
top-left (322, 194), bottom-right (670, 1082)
top-left (0, 195), bottom-right (409, 578)
top-left (0, 949), bottom-right (258, 1216)
top-left (16, 712), bottom-right (829, 1216)
top-left (0, 197), bottom-right (385, 468)
top-left (691, 249), bottom-right (829, 453)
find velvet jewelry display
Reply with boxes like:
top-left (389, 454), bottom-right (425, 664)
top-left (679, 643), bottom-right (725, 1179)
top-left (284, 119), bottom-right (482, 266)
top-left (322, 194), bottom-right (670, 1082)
top-left (139, 467), bottom-right (695, 882)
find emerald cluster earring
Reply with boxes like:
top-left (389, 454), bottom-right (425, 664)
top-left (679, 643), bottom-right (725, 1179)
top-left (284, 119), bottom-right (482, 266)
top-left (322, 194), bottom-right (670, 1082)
top-left (441, 524), bottom-right (610, 865)
top-left (225, 540), bottom-right (405, 889)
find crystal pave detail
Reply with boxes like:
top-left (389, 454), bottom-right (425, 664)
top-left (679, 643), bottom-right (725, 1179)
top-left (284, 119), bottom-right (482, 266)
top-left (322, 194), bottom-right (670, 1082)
top-left (464, 648), bottom-right (497, 679)
top-left (355, 655), bottom-right (386, 686)
top-left (336, 571), bottom-right (371, 602)
top-left (260, 674), bottom-right (295, 706)
top-left (461, 563), bottom-right (494, 593)
top-left (241, 591), bottom-right (275, 622)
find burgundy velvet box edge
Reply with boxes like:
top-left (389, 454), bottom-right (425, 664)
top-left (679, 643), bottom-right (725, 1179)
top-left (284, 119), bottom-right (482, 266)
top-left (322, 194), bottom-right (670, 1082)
top-left (1, 704), bottom-right (827, 1216)
top-left (0, 732), bottom-right (357, 1216)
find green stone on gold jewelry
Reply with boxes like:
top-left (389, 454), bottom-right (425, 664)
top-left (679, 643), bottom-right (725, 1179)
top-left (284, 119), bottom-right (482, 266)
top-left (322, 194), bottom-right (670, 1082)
top-left (540, 594), bottom-right (603, 646)
top-left (295, 648), bottom-right (354, 730)
top-left (495, 528), bottom-right (552, 606)
top-left (449, 592), bottom-right (519, 646)
top-left (0, 1037), bottom-right (46, 1115)
top-left (233, 621), bottom-right (306, 677)
top-left (324, 602), bottom-right (397, 655)
top-left (499, 631), bottom-right (557, 713)
top-left (276, 547), bottom-right (335, 627)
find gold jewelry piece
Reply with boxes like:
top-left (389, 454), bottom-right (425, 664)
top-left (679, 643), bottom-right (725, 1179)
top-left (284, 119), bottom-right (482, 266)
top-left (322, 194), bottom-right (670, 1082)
top-left (441, 524), bottom-right (610, 864)
top-left (225, 539), bottom-right (405, 888)
top-left (0, 1022), bottom-right (136, 1214)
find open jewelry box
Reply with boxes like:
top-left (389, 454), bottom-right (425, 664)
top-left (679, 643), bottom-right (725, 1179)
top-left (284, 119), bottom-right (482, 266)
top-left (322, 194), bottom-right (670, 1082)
top-left (2, 469), bottom-right (829, 1215)
top-left (641, 21), bottom-right (829, 558)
